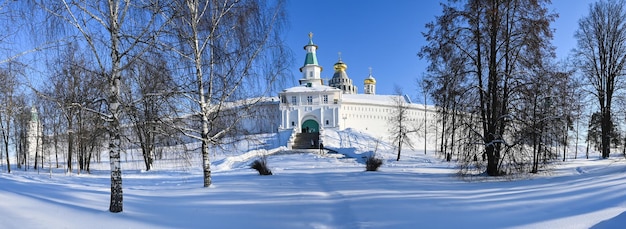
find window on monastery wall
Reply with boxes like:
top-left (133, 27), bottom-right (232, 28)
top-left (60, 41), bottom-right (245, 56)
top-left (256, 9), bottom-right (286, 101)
top-left (326, 120), bottom-right (329, 125)
top-left (281, 96), bottom-right (287, 103)
top-left (309, 72), bottom-right (313, 78)
top-left (323, 95), bottom-right (328, 104)
top-left (334, 99), bottom-right (338, 104)
top-left (307, 96), bottom-right (313, 104)
top-left (291, 96), bottom-right (297, 105)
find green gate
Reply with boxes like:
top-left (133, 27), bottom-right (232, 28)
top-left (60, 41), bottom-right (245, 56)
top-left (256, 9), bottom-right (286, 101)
top-left (301, 120), bottom-right (319, 133)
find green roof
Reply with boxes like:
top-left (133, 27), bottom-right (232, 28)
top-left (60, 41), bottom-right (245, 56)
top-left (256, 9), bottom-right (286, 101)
top-left (303, 52), bottom-right (318, 66)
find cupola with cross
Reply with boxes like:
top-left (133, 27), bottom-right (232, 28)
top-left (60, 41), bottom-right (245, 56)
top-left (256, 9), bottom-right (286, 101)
top-left (364, 67), bottom-right (376, 95)
top-left (299, 32), bottom-right (323, 86)
top-left (328, 52), bottom-right (357, 94)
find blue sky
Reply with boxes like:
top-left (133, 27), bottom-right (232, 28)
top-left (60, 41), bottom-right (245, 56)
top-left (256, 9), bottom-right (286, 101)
top-left (284, 0), bottom-right (597, 98)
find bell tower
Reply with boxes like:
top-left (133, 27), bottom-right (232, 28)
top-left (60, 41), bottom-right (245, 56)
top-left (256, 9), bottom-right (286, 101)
top-left (299, 32), bottom-right (323, 86)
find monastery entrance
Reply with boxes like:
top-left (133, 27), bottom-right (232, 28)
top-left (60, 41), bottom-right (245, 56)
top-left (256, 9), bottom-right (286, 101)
top-left (301, 119), bottom-right (319, 133)
top-left (295, 119), bottom-right (320, 149)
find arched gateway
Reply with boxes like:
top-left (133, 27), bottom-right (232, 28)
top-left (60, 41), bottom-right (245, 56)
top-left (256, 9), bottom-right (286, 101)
top-left (301, 119), bottom-right (319, 133)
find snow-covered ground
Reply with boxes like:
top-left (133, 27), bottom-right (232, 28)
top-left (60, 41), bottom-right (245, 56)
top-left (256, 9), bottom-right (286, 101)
top-left (1, 129), bottom-right (625, 228)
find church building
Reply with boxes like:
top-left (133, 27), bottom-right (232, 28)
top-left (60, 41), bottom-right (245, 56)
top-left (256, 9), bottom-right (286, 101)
top-left (278, 33), bottom-right (437, 145)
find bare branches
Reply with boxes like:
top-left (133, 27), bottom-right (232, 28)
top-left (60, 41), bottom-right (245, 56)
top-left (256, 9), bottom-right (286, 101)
top-left (163, 0), bottom-right (288, 187)
top-left (575, 0), bottom-right (626, 158)
top-left (421, 0), bottom-right (558, 175)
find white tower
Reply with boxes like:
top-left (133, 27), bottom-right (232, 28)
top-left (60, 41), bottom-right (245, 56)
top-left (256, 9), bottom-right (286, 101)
top-left (364, 67), bottom-right (376, 95)
top-left (27, 106), bottom-right (43, 164)
top-left (299, 32), bottom-right (323, 86)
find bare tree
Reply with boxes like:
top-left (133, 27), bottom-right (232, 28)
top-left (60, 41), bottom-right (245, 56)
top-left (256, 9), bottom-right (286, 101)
top-left (0, 68), bottom-right (13, 173)
top-left (39, 0), bottom-right (167, 212)
top-left (0, 65), bottom-right (25, 173)
top-left (574, 0), bottom-right (626, 159)
top-left (422, 47), bottom-right (469, 161)
top-left (165, 0), bottom-right (289, 187)
top-left (420, 0), bottom-right (557, 176)
top-left (12, 94), bottom-right (29, 171)
top-left (388, 86), bottom-right (417, 161)
top-left (121, 50), bottom-right (177, 171)
top-left (39, 97), bottom-right (63, 169)
top-left (38, 43), bottom-right (103, 174)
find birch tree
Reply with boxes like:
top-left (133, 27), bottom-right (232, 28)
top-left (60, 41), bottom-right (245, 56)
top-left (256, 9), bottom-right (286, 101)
top-left (574, 0), bottom-right (626, 159)
top-left (166, 0), bottom-right (288, 187)
top-left (40, 0), bottom-right (167, 213)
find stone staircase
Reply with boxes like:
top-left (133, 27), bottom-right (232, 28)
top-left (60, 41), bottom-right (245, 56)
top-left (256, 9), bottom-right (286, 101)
top-left (292, 132), bottom-right (320, 149)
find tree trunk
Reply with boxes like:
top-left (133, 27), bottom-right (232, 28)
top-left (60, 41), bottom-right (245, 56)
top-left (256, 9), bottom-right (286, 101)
top-left (108, 128), bottom-right (123, 213)
top-left (486, 145), bottom-right (499, 176)
top-left (575, 118), bottom-right (579, 159)
top-left (34, 140), bottom-right (39, 170)
top-left (600, 108), bottom-right (611, 158)
top-left (622, 136), bottom-right (626, 158)
top-left (586, 138), bottom-right (590, 159)
top-left (201, 136), bottom-right (212, 187)
top-left (439, 108), bottom-right (447, 155)
top-left (563, 125), bottom-right (568, 162)
top-left (3, 135), bottom-right (9, 174)
top-left (142, 144), bottom-right (152, 171)
top-left (108, 73), bottom-right (123, 213)
top-left (108, 0), bottom-right (123, 213)
top-left (67, 128), bottom-right (73, 173)
top-left (396, 134), bottom-right (402, 161)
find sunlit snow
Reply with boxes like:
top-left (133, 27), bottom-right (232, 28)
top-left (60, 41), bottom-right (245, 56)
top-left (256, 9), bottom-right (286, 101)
top-left (1, 128), bottom-right (625, 228)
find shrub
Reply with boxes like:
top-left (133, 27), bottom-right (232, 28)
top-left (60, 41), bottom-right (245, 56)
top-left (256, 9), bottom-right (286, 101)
top-left (365, 155), bottom-right (383, 171)
top-left (250, 157), bottom-right (272, 175)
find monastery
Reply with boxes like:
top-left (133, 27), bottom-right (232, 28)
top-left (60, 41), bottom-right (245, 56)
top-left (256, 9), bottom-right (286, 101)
top-left (275, 33), bottom-right (437, 148)
top-left (25, 33), bottom-right (439, 155)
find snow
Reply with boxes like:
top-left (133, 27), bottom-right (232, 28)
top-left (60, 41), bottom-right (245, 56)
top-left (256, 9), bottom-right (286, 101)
top-left (342, 94), bottom-right (405, 107)
top-left (1, 129), bottom-right (626, 228)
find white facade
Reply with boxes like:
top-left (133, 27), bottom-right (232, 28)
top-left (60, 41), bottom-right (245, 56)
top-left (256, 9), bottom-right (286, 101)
top-left (276, 33), bottom-right (438, 139)
top-left (340, 94), bottom-right (437, 138)
top-left (279, 85), bottom-right (342, 133)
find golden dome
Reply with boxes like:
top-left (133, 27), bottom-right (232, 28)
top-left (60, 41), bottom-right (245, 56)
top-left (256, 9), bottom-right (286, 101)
top-left (333, 61), bottom-right (347, 72)
top-left (333, 52), bottom-right (347, 72)
top-left (364, 67), bottom-right (376, 84)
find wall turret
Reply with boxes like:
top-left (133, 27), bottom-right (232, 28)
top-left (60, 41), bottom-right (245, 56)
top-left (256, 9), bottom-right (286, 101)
top-left (364, 67), bottom-right (376, 95)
